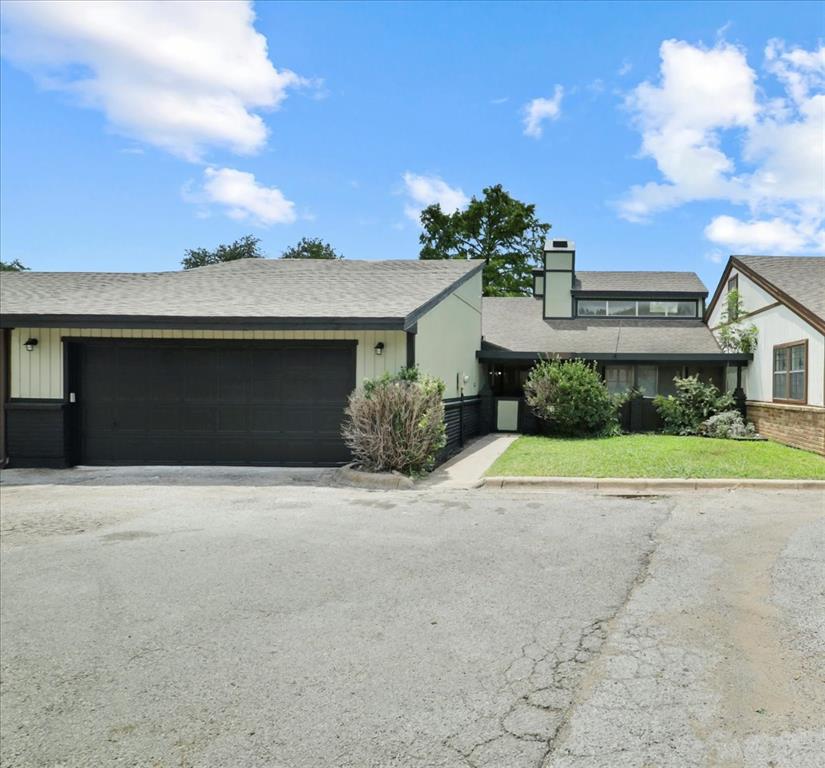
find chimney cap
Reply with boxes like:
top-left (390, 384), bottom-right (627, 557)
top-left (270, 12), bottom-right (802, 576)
top-left (544, 238), bottom-right (575, 251)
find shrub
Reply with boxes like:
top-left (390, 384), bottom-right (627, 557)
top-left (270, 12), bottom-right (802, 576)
top-left (653, 375), bottom-right (735, 435)
top-left (698, 410), bottom-right (756, 439)
top-left (524, 358), bottom-right (620, 437)
top-left (341, 367), bottom-right (446, 475)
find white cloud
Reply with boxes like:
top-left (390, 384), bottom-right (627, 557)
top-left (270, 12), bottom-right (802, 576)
top-left (704, 215), bottom-right (808, 252)
top-left (618, 59), bottom-right (633, 77)
top-left (402, 172), bottom-right (469, 223)
top-left (193, 167), bottom-right (296, 226)
top-left (1, 0), bottom-right (310, 161)
top-left (522, 86), bottom-right (564, 138)
top-left (619, 38), bottom-right (825, 253)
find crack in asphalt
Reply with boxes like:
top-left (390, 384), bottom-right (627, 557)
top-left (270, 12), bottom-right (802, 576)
top-left (441, 503), bottom-right (674, 768)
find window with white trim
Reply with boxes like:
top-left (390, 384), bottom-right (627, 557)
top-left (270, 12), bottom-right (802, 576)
top-left (772, 341), bottom-right (807, 403)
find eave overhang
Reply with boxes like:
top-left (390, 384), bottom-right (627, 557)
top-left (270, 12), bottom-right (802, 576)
top-left (477, 349), bottom-right (752, 364)
top-left (704, 256), bottom-right (825, 335)
top-left (571, 290), bottom-right (707, 299)
top-left (0, 314), bottom-right (408, 331)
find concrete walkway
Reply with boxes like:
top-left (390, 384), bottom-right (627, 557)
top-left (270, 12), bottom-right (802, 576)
top-left (422, 433), bottom-right (518, 489)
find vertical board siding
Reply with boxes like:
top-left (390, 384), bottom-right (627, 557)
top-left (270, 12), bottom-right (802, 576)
top-left (9, 328), bottom-right (408, 399)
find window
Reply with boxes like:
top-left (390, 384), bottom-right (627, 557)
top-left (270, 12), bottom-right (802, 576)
top-left (578, 299), bottom-right (607, 316)
top-left (605, 365), bottom-right (633, 395)
top-left (727, 275), bottom-right (739, 319)
top-left (667, 301), bottom-right (699, 317)
top-left (576, 299), bottom-right (697, 318)
top-left (608, 299), bottom-right (636, 316)
top-left (773, 341), bottom-right (807, 403)
top-left (636, 366), bottom-right (658, 397)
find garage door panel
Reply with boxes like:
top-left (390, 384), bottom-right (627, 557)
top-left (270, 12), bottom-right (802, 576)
top-left (76, 341), bottom-right (355, 465)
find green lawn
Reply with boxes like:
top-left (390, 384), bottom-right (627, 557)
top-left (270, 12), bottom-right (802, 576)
top-left (487, 434), bottom-right (825, 479)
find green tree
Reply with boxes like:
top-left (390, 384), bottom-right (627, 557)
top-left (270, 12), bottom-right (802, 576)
top-left (280, 237), bottom-right (343, 260)
top-left (181, 235), bottom-right (264, 270)
top-left (418, 184), bottom-right (550, 296)
top-left (0, 258), bottom-right (30, 272)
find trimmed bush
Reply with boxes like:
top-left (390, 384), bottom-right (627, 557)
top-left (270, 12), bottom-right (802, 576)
top-left (341, 367), bottom-right (446, 475)
top-left (698, 410), bottom-right (756, 439)
top-left (653, 375), bottom-right (735, 435)
top-left (524, 358), bottom-right (620, 437)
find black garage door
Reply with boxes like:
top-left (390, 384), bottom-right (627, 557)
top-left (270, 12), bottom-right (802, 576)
top-left (69, 340), bottom-right (356, 465)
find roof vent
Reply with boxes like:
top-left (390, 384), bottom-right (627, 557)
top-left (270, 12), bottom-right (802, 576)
top-left (552, 240), bottom-right (568, 248)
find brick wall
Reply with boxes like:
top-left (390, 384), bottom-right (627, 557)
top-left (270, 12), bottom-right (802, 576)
top-left (747, 401), bottom-right (825, 456)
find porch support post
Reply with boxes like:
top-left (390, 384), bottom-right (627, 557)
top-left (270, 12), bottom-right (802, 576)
top-left (733, 364), bottom-right (746, 418)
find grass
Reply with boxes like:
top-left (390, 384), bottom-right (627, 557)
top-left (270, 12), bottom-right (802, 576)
top-left (487, 434), bottom-right (825, 480)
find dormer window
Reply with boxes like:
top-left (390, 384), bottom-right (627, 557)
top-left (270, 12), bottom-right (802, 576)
top-left (576, 299), bottom-right (698, 318)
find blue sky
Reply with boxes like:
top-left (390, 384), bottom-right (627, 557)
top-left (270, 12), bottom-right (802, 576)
top-left (1, 0), bottom-right (822, 290)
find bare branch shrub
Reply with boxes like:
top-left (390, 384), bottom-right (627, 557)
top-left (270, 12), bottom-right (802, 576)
top-left (342, 368), bottom-right (446, 475)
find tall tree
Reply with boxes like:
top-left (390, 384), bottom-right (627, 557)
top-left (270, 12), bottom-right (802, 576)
top-left (418, 184), bottom-right (550, 296)
top-left (0, 258), bottom-right (30, 272)
top-left (280, 237), bottom-right (343, 260)
top-left (181, 235), bottom-right (263, 270)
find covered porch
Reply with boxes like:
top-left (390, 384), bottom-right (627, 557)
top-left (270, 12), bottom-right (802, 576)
top-left (478, 349), bottom-right (752, 434)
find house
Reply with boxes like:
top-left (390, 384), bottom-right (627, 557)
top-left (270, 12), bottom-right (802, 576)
top-left (478, 240), bottom-right (750, 433)
top-left (1, 241), bottom-right (790, 470)
top-left (706, 256), bottom-right (825, 455)
top-left (0, 259), bottom-right (483, 467)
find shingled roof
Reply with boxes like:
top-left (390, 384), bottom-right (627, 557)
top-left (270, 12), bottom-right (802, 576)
top-left (734, 256), bottom-right (825, 321)
top-left (481, 297), bottom-right (733, 360)
top-left (0, 258), bottom-right (482, 330)
top-left (573, 271), bottom-right (707, 295)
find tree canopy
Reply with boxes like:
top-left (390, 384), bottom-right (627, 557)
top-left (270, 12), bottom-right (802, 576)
top-left (0, 258), bottom-right (30, 272)
top-left (280, 237), bottom-right (343, 260)
top-left (418, 184), bottom-right (550, 296)
top-left (181, 235), bottom-right (263, 270)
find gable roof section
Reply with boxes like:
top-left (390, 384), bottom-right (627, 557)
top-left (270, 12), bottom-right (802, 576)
top-left (480, 297), bottom-right (739, 361)
top-left (705, 255), bottom-right (825, 334)
top-left (0, 258), bottom-right (483, 331)
top-left (573, 271), bottom-right (707, 296)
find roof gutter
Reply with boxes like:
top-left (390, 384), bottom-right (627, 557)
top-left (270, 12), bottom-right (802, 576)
top-left (476, 349), bottom-right (752, 363)
top-left (572, 290), bottom-right (707, 299)
top-left (0, 314), bottom-right (407, 331)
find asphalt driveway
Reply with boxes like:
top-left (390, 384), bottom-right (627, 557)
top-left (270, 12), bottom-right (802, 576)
top-left (1, 470), bottom-right (823, 767)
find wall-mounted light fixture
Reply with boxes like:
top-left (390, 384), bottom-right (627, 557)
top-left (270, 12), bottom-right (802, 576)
top-left (24, 337), bottom-right (38, 352)
top-left (374, 342), bottom-right (385, 356)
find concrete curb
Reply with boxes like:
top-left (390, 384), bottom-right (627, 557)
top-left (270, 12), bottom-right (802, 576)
top-left (482, 476), bottom-right (825, 492)
top-left (336, 464), bottom-right (415, 490)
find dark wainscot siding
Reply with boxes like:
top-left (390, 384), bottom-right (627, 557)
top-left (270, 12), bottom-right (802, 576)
top-left (440, 397), bottom-right (481, 462)
top-left (5, 400), bottom-right (69, 468)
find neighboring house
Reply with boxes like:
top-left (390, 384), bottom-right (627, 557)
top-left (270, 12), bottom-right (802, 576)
top-left (478, 240), bottom-right (750, 433)
top-left (706, 256), bottom-right (825, 455)
top-left (0, 259), bottom-right (482, 467)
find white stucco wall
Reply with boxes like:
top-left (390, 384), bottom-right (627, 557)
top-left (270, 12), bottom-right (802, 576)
top-left (709, 269), bottom-right (825, 407)
top-left (414, 270), bottom-right (482, 399)
top-left (8, 327), bottom-right (408, 399)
